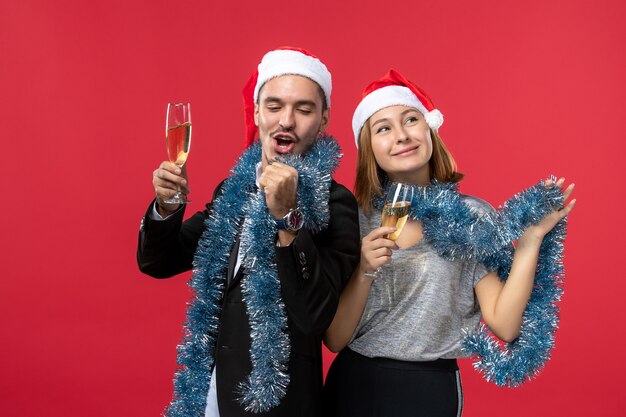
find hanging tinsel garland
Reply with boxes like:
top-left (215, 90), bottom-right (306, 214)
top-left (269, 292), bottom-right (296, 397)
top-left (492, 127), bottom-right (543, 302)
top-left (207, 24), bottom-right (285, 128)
top-left (373, 178), bottom-right (567, 387)
top-left (166, 136), bottom-right (340, 416)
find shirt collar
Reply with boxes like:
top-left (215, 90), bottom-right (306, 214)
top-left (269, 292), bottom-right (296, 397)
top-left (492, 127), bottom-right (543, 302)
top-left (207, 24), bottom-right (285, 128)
top-left (255, 162), bottom-right (262, 189)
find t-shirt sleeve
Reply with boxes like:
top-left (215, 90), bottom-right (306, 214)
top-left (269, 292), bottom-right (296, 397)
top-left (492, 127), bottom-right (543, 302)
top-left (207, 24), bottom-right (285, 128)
top-left (461, 195), bottom-right (498, 287)
top-left (472, 262), bottom-right (491, 287)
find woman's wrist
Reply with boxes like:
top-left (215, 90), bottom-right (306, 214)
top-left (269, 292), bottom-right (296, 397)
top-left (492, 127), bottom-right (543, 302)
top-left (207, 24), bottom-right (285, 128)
top-left (357, 264), bottom-right (378, 283)
top-left (517, 228), bottom-right (545, 248)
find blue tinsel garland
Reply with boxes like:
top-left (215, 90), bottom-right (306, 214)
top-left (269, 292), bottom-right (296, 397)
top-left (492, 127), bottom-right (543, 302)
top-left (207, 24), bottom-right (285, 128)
top-left (165, 136), bottom-right (340, 416)
top-left (373, 178), bottom-right (567, 387)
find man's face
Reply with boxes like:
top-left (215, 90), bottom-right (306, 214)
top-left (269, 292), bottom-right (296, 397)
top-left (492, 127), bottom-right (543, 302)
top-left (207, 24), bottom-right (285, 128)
top-left (254, 75), bottom-right (329, 169)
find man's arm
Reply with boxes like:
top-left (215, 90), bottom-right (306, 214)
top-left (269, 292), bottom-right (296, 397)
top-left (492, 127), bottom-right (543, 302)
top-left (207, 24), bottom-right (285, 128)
top-left (275, 182), bottom-right (360, 336)
top-left (137, 181), bottom-right (225, 278)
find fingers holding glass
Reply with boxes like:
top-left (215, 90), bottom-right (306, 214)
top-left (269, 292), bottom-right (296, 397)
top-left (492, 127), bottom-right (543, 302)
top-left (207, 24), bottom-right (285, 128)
top-left (361, 227), bottom-right (397, 279)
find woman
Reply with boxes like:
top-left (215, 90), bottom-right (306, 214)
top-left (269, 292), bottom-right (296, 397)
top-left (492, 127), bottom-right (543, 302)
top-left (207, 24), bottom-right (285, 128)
top-left (323, 69), bottom-right (575, 417)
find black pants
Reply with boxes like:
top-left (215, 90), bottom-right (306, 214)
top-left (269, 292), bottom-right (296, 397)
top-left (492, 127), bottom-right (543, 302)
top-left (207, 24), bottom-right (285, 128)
top-left (324, 348), bottom-right (463, 417)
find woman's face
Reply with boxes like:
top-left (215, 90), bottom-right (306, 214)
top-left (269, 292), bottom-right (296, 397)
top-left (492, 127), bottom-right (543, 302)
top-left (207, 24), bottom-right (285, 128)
top-left (368, 105), bottom-right (432, 185)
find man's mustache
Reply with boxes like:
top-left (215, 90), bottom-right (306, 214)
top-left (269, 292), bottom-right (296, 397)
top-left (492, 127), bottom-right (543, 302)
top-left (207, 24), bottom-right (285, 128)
top-left (270, 127), bottom-right (301, 142)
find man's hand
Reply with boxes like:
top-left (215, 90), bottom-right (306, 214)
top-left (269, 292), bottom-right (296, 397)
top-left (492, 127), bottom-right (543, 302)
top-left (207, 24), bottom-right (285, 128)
top-left (258, 161), bottom-right (298, 219)
top-left (152, 162), bottom-right (190, 217)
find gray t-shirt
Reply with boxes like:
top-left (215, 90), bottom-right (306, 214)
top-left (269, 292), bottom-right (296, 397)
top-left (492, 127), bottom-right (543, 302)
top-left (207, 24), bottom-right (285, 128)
top-left (348, 195), bottom-right (493, 361)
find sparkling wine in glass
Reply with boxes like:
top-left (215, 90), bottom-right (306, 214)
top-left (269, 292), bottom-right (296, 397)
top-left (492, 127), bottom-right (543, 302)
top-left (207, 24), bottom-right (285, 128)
top-left (164, 103), bottom-right (192, 204)
top-left (381, 183), bottom-right (413, 240)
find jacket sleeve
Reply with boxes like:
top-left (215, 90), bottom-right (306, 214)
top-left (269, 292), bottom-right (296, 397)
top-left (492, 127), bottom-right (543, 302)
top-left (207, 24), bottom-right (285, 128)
top-left (136, 181), bottom-right (225, 278)
top-left (274, 181), bottom-right (360, 336)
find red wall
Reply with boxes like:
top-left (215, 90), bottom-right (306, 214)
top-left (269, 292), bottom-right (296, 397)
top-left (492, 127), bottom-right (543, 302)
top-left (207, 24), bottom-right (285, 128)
top-left (2, 0), bottom-right (625, 415)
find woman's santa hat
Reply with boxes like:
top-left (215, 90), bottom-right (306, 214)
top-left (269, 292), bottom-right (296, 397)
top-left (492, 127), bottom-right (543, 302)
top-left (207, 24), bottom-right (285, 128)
top-left (352, 69), bottom-right (443, 147)
top-left (242, 47), bottom-right (332, 147)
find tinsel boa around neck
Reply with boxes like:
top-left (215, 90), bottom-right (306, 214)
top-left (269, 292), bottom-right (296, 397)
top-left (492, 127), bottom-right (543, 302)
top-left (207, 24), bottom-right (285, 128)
top-left (165, 136), bottom-right (341, 416)
top-left (373, 179), bottom-right (567, 387)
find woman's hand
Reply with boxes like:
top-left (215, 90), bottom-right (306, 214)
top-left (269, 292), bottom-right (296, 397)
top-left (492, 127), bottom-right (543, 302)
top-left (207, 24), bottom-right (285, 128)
top-left (358, 226), bottom-right (399, 276)
top-left (520, 177), bottom-right (576, 243)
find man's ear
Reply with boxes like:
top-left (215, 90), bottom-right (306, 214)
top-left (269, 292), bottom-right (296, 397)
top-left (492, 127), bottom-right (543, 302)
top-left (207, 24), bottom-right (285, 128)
top-left (254, 103), bottom-right (259, 126)
top-left (319, 108), bottom-right (330, 133)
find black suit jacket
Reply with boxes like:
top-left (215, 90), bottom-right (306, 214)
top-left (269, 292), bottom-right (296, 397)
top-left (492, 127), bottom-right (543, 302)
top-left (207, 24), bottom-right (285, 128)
top-left (137, 180), bottom-right (360, 417)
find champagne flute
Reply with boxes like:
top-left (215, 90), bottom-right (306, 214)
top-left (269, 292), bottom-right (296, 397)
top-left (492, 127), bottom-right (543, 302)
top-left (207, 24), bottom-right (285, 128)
top-left (381, 183), bottom-right (413, 240)
top-left (164, 103), bottom-right (192, 204)
top-left (364, 183), bottom-right (414, 280)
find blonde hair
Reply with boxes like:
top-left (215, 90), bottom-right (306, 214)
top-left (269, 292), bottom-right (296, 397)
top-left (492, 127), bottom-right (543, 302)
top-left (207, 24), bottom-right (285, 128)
top-left (354, 122), bottom-right (463, 212)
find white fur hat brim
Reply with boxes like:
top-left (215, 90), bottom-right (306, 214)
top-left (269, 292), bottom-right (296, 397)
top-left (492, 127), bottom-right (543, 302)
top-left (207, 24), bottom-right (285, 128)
top-left (254, 49), bottom-right (332, 107)
top-left (352, 85), bottom-right (443, 147)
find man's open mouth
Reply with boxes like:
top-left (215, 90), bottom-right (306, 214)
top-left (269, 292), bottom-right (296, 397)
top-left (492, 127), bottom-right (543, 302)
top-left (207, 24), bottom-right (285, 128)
top-left (273, 135), bottom-right (296, 153)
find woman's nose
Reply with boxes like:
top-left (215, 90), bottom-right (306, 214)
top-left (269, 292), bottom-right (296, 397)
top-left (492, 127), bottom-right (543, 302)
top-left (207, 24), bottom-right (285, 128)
top-left (395, 127), bottom-right (408, 142)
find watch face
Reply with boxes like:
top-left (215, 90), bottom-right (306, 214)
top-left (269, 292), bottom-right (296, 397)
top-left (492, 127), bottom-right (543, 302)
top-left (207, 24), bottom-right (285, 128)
top-left (287, 209), bottom-right (304, 230)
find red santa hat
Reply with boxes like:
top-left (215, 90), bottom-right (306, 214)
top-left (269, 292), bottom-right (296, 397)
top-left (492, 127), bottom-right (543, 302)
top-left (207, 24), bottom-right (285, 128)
top-left (242, 47), bottom-right (332, 147)
top-left (352, 69), bottom-right (443, 147)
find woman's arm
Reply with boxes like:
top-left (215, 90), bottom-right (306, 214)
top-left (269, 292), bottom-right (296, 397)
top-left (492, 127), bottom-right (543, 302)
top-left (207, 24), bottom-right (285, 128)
top-left (323, 225), bottom-right (398, 352)
top-left (476, 178), bottom-right (575, 342)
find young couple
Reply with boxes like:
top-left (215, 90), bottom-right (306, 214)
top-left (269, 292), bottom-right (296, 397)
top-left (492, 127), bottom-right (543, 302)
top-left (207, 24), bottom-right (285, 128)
top-left (138, 47), bottom-right (575, 417)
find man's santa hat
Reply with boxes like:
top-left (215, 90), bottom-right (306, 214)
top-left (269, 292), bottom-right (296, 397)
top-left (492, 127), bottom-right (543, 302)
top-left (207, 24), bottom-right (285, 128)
top-left (352, 69), bottom-right (443, 147)
top-left (242, 47), bottom-right (332, 147)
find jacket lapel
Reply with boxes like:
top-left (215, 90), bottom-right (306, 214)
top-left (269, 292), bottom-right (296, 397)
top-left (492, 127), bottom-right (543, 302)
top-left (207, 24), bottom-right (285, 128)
top-left (226, 235), bottom-right (241, 289)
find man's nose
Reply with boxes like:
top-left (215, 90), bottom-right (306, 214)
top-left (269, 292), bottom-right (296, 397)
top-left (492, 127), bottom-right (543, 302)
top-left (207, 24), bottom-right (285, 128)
top-left (279, 109), bottom-right (295, 130)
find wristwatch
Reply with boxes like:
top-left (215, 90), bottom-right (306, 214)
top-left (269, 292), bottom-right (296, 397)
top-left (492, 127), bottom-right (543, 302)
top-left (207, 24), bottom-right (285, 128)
top-left (274, 208), bottom-right (304, 232)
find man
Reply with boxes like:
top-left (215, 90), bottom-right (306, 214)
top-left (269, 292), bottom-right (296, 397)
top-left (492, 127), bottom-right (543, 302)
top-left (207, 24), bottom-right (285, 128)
top-left (137, 47), bottom-right (360, 417)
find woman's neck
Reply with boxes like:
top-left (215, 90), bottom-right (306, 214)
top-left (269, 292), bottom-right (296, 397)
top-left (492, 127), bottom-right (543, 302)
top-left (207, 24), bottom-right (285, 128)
top-left (388, 170), bottom-right (430, 186)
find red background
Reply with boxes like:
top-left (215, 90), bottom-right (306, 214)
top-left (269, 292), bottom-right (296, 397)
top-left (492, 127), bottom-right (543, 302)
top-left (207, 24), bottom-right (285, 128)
top-left (2, 0), bottom-right (625, 416)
